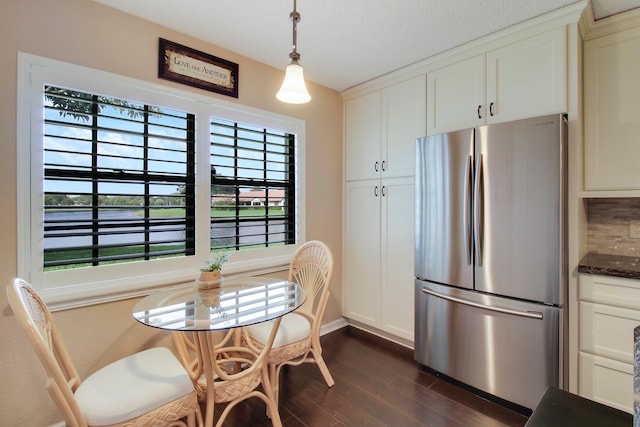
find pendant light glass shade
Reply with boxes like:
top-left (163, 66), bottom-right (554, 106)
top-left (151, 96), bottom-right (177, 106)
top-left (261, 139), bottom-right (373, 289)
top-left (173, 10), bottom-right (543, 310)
top-left (276, 0), bottom-right (311, 104)
top-left (276, 61), bottom-right (311, 104)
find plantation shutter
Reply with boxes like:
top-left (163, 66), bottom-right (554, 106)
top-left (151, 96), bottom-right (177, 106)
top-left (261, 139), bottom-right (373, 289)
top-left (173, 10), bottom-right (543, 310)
top-left (209, 119), bottom-right (296, 251)
top-left (43, 86), bottom-right (196, 269)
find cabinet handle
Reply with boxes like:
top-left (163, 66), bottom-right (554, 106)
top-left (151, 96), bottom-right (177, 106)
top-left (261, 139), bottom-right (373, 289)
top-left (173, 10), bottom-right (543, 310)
top-left (381, 160), bottom-right (386, 171)
top-left (382, 186), bottom-right (386, 197)
top-left (477, 105), bottom-right (482, 119)
top-left (489, 102), bottom-right (495, 117)
top-left (374, 161), bottom-right (379, 172)
top-left (374, 186), bottom-right (379, 197)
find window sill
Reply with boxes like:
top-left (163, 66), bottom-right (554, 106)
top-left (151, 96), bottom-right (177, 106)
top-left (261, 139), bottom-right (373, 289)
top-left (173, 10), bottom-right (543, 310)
top-left (46, 253), bottom-right (292, 312)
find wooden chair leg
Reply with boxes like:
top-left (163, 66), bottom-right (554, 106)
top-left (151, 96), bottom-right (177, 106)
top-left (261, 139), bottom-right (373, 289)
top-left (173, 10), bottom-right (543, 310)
top-left (264, 393), bottom-right (283, 427)
top-left (311, 347), bottom-right (335, 387)
top-left (262, 365), bottom-right (281, 425)
top-left (269, 363), bottom-right (280, 407)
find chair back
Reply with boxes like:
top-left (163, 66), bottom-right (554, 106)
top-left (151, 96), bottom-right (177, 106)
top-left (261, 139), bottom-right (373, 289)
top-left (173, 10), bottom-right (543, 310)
top-left (288, 240), bottom-right (334, 336)
top-left (7, 278), bottom-right (85, 426)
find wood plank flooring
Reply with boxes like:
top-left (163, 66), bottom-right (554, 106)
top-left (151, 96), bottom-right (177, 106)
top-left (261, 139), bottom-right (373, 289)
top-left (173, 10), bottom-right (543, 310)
top-left (213, 326), bottom-right (529, 426)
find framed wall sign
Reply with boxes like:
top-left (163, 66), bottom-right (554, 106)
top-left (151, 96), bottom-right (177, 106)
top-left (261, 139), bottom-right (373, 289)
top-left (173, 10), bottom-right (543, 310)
top-left (159, 38), bottom-right (238, 98)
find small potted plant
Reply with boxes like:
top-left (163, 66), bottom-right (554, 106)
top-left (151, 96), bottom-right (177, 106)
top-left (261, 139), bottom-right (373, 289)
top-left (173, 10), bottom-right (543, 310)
top-left (197, 252), bottom-right (230, 289)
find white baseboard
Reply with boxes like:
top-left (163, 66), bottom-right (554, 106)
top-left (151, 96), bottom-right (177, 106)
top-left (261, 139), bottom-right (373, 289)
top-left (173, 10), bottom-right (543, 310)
top-left (345, 319), bottom-right (415, 350)
top-left (320, 317), bottom-right (349, 336)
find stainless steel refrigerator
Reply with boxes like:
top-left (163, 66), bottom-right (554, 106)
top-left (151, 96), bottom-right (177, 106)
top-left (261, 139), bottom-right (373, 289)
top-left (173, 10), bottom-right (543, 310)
top-left (414, 114), bottom-right (567, 411)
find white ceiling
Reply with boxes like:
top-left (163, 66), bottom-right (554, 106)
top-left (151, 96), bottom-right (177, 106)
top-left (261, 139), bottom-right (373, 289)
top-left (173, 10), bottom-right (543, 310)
top-left (94, 0), bottom-right (639, 92)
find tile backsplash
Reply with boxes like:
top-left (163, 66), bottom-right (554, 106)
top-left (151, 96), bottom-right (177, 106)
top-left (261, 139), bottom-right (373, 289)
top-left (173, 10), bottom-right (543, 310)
top-left (587, 198), bottom-right (640, 257)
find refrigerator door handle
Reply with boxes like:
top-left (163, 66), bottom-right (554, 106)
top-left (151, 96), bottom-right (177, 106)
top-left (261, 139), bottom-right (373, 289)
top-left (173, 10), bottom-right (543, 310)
top-left (474, 154), bottom-right (484, 266)
top-left (421, 287), bottom-right (544, 320)
top-left (464, 154), bottom-right (473, 265)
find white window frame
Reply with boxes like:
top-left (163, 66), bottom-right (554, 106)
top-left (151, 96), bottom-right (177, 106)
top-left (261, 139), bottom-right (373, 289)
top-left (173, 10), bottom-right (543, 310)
top-left (17, 53), bottom-right (306, 310)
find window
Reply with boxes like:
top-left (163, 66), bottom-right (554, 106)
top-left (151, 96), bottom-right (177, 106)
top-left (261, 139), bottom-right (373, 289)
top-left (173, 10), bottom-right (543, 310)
top-left (43, 86), bottom-right (196, 270)
top-left (18, 53), bottom-right (305, 307)
top-left (210, 119), bottom-right (295, 251)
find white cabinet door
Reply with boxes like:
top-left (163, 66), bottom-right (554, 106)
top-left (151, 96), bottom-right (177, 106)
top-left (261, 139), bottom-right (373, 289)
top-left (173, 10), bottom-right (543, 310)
top-left (382, 75), bottom-right (426, 177)
top-left (427, 55), bottom-right (486, 135)
top-left (579, 352), bottom-right (633, 413)
top-left (584, 25), bottom-right (640, 191)
top-left (345, 91), bottom-right (381, 181)
top-left (427, 27), bottom-right (566, 135)
top-left (380, 177), bottom-right (415, 341)
top-left (345, 178), bottom-right (415, 340)
top-left (345, 180), bottom-right (382, 326)
top-left (580, 301), bottom-right (640, 363)
top-left (346, 76), bottom-right (426, 180)
top-left (486, 27), bottom-right (567, 124)
top-left (578, 273), bottom-right (640, 414)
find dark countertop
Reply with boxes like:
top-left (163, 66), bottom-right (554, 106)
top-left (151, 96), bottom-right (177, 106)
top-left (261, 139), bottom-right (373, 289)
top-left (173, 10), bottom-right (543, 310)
top-left (578, 253), bottom-right (640, 280)
top-left (525, 386), bottom-right (632, 427)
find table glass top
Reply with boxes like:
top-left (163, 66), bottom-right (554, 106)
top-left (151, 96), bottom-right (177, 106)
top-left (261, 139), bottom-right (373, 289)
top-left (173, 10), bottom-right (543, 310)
top-left (132, 277), bottom-right (305, 331)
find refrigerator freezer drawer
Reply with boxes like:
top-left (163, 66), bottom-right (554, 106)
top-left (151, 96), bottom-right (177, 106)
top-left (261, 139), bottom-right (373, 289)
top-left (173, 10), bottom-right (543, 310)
top-left (415, 280), bottom-right (559, 410)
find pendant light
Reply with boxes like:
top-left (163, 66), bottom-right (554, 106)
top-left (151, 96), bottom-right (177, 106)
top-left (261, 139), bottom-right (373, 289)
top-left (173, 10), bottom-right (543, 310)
top-left (276, 0), bottom-right (311, 104)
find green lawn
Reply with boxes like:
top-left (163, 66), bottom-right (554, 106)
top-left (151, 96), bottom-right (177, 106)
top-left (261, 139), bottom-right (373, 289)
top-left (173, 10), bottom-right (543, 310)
top-left (142, 207), bottom-right (284, 217)
top-left (44, 207), bottom-right (286, 271)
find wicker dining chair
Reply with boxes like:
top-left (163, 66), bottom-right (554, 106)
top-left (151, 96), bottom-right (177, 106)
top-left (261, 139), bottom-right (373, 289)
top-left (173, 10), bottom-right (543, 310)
top-left (6, 278), bottom-right (202, 427)
top-left (172, 319), bottom-right (283, 427)
top-left (247, 240), bottom-right (335, 406)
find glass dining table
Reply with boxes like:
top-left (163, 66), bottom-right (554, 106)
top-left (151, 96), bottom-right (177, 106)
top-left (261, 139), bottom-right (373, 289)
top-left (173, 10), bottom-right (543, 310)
top-left (132, 276), bottom-right (306, 427)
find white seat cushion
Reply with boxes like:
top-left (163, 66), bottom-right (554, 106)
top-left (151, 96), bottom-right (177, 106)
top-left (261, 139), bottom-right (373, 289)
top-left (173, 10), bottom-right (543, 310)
top-left (74, 347), bottom-right (194, 426)
top-left (248, 312), bottom-right (310, 349)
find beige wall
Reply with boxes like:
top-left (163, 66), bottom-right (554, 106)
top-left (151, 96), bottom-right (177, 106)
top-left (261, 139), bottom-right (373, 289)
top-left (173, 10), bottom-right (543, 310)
top-left (0, 1), bottom-right (343, 425)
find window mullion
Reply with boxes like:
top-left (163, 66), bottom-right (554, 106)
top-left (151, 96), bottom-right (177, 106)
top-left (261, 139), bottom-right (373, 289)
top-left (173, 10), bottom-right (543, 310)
top-left (185, 114), bottom-right (196, 256)
top-left (286, 134), bottom-right (296, 244)
top-left (263, 129), bottom-right (269, 247)
top-left (234, 124), bottom-right (240, 249)
top-left (143, 105), bottom-right (151, 260)
top-left (91, 95), bottom-right (100, 266)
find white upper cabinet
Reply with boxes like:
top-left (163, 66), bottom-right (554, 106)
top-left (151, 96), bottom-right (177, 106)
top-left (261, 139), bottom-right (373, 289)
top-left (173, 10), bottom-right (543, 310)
top-left (345, 91), bottom-right (382, 181)
top-left (345, 75), bottom-right (426, 181)
top-left (427, 55), bottom-right (486, 135)
top-left (427, 27), bottom-right (567, 135)
top-left (584, 25), bottom-right (640, 191)
top-left (487, 27), bottom-right (567, 123)
top-left (382, 75), bottom-right (427, 178)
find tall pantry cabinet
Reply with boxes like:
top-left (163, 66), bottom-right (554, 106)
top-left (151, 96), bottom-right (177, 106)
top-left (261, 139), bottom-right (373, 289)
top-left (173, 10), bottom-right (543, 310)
top-left (344, 75), bottom-right (426, 342)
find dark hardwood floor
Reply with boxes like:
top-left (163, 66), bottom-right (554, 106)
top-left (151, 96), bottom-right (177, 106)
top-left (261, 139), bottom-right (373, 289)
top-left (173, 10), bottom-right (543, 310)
top-left (213, 326), bottom-right (529, 426)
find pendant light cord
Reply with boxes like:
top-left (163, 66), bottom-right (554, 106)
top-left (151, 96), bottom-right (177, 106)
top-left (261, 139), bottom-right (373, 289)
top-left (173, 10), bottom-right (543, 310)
top-left (289, 0), bottom-right (301, 62)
